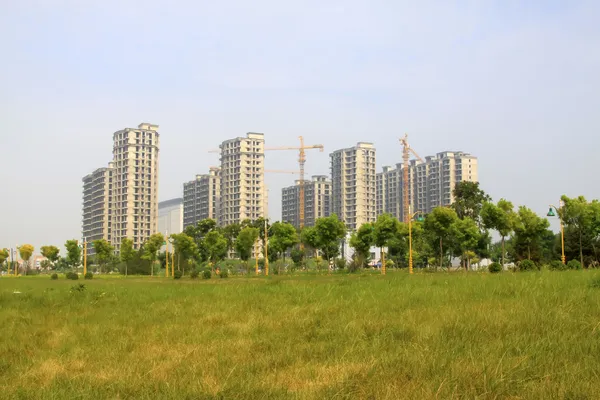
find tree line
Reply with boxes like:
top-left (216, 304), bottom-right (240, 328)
top-left (3, 182), bottom-right (599, 275)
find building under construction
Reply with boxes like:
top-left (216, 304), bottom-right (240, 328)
top-left (281, 175), bottom-right (332, 229)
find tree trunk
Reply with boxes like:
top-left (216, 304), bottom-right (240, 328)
top-left (439, 238), bottom-right (444, 271)
top-left (528, 245), bottom-right (531, 260)
top-left (580, 230), bottom-right (584, 268)
top-left (501, 236), bottom-right (505, 268)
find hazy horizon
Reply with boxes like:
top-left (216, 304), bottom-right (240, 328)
top-left (1, 1), bottom-right (599, 253)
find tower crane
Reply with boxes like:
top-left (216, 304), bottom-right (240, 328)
top-left (264, 137), bottom-right (324, 229)
top-left (400, 134), bottom-right (425, 224)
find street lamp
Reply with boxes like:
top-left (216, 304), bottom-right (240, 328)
top-left (408, 206), bottom-right (425, 275)
top-left (547, 202), bottom-right (566, 264)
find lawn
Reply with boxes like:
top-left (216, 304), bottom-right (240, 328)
top-left (1, 271), bottom-right (600, 399)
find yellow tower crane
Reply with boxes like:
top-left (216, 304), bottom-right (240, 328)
top-left (264, 137), bottom-right (324, 229)
top-left (399, 134), bottom-right (424, 224)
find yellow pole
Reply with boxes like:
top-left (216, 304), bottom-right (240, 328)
top-left (255, 239), bottom-right (259, 275)
top-left (265, 220), bottom-right (269, 276)
top-left (11, 248), bottom-right (15, 276)
top-left (15, 246), bottom-right (18, 276)
top-left (83, 239), bottom-right (87, 276)
top-left (409, 213), bottom-right (413, 275)
top-left (381, 248), bottom-right (386, 275)
top-left (165, 240), bottom-right (169, 278)
top-left (171, 251), bottom-right (175, 277)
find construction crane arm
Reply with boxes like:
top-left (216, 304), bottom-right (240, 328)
top-left (265, 145), bottom-right (324, 151)
top-left (409, 148), bottom-right (425, 163)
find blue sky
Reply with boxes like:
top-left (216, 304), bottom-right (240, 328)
top-left (1, 0), bottom-right (599, 251)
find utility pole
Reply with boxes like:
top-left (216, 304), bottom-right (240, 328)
top-left (264, 219), bottom-right (269, 276)
top-left (165, 231), bottom-right (169, 278)
top-left (83, 238), bottom-right (87, 276)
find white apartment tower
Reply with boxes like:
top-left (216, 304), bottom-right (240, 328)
top-left (330, 142), bottom-right (376, 231)
top-left (183, 167), bottom-right (221, 228)
top-left (82, 163), bottom-right (114, 255)
top-left (111, 123), bottom-right (160, 251)
top-left (376, 151), bottom-right (478, 219)
top-left (281, 175), bottom-right (332, 229)
top-left (219, 133), bottom-right (266, 226)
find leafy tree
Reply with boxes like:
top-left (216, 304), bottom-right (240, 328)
top-left (350, 223), bottom-right (375, 267)
top-left (204, 230), bottom-right (228, 269)
top-left (170, 233), bottom-right (198, 273)
top-left (301, 226), bottom-right (319, 257)
top-left (482, 199), bottom-right (516, 267)
top-left (65, 240), bottom-right (82, 270)
top-left (235, 227), bottom-right (259, 267)
top-left (269, 222), bottom-right (299, 262)
top-left (561, 195), bottom-right (600, 267)
top-left (184, 219), bottom-right (218, 262)
top-left (223, 223), bottom-right (242, 256)
top-left (513, 206), bottom-right (550, 261)
top-left (0, 248), bottom-right (9, 271)
top-left (18, 244), bottom-right (35, 273)
top-left (40, 245), bottom-right (60, 268)
top-left (373, 214), bottom-right (400, 272)
top-left (93, 239), bottom-right (114, 273)
top-left (252, 217), bottom-right (271, 257)
top-left (452, 181), bottom-right (491, 223)
top-left (120, 238), bottom-right (135, 276)
top-left (143, 233), bottom-right (165, 276)
top-left (452, 217), bottom-right (482, 271)
top-left (290, 248), bottom-right (304, 267)
top-left (313, 214), bottom-right (346, 265)
top-left (424, 207), bottom-right (459, 270)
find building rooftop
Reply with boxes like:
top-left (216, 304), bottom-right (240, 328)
top-left (159, 198), bottom-right (183, 209)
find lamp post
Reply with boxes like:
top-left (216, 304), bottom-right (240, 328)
top-left (547, 202), bottom-right (566, 264)
top-left (164, 232), bottom-right (169, 278)
top-left (264, 219), bottom-right (269, 276)
top-left (255, 238), bottom-right (259, 275)
top-left (83, 237), bottom-right (87, 276)
top-left (408, 206), bottom-right (424, 275)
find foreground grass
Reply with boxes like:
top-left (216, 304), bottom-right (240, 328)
top-left (1, 271), bottom-right (600, 399)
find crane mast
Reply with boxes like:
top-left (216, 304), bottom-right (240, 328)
top-left (400, 134), bottom-right (424, 224)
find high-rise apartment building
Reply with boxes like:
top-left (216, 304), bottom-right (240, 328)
top-left (82, 163), bottom-right (114, 255)
top-left (183, 167), bottom-right (221, 228)
top-left (330, 142), bottom-right (376, 231)
top-left (219, 133), bottom-right (266, 226)
top-left (281, 175), bottom-right (332, 229)
top-left (376, 151), bottom-right (478, 219)
top-left (111, 123), bottom-right (160, 251)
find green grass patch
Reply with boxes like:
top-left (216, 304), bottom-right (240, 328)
top-left (1, 271), bottom-right (600, 399)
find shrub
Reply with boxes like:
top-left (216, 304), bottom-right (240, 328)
top-left (66, 272), bottom-right (79, 280)
top-left (519, 259), bottom-right (537, 272)
top-left (385, 260), bottom-right (395, 269)
top-left (567, 259), bottom-right (582, 270)
top-left (202, 270), bottom-right (211, 280)
top-left (219, 270), bottom-right (229, 279)
top-left (173, 270), bottom-right (183, 280)
top-left (488, 262), bottom-right (502, 273)
top-left (549, 260), bottom-right (567, 271)
top-left (84, 272), bottom-right (93, 280)
top-left (347, 259), bottom-right (362, 273)
top-left (51, 273), bottom-right (58, 280)
top-left (190, 270), bottom-right (199, 279)
top-left (335, 258), bottom-right (347, 270)
top-left (70, 284), bottom-right (86, 293)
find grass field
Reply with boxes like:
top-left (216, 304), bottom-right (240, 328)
top-left (2, 271), bottom-right (600, 399)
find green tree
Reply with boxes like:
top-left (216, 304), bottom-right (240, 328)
top-left (40, 245), bottom-right (60, 268)
top-left (301, 226), bottom-right (319, 258)
top-left (269, 222), bottom-right (299, 263)
top-left (0, 248), bottom-right (9, 272)
top-left (561, 195), bottom-right (600, 267)
top-left (120, 238), bottom-right (135, 277)
top-left (170, 233), bottom-right (198, 274)
top-left (373, 214), bottom-right (400, 272)
top-left (313, 214), bottom-right (346, 265)
top-left (350, 223), bottom-right (375, 267)
top-left (65, 240), bottom-right (82, 271)
top-left (184, 218), bottom-right (218, 262)
top-left (18, 244), bottom-right (35, 274)
top-left (424, 207), bottom-right (459, 270)
top-left (513, 206), bottom-right (550, 261)
top-left (290, 248), bottom-right (304, 268)
top-left (142, 233), bottom-right (165, 276)
top-left (223, 223), bottom-right (242, 257)
top-left (452, 217), bottom-right (482, 271)
top-left (93, 239), bottom-right (114, 273)
top-left (452, 181), bottom-right (491, 223)
top-left (204, 230), bottom-right (228, 269)
top-left (481, 199), bottom-right (516, 267)
top-left (235, 227), bottom-right (259, 268)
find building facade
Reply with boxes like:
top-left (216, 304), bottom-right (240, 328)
top-left (330, 142), bottom-right (376, 231)
top-left (219, 132), bottom-right (266, 226)
top-left (82, 163), bottom-right (114, 255)
top-left (281, 175), bottom-right (332, 229)
top-left (376, 151), bottom-right (479, 219)
top-left (110, 123), bottom-right (160, 251)
top-left (183, 167), bottom-right (221, 228)
top-left (158, 198), bottom-right (183, 236)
